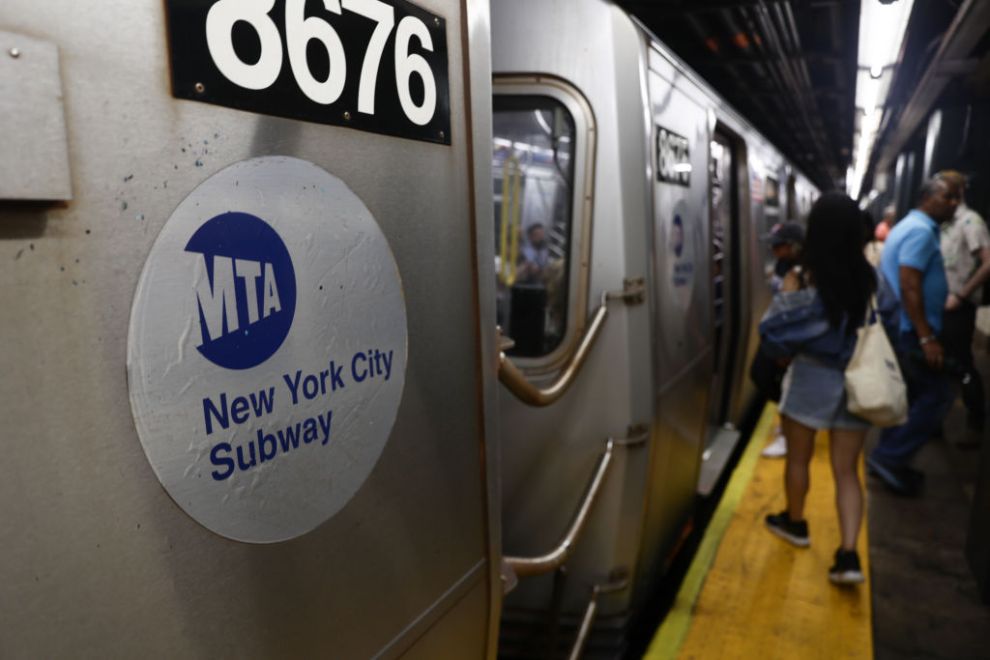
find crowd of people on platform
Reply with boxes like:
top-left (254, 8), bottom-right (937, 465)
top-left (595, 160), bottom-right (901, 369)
top-left (756, 170), bottom-right (990, 585)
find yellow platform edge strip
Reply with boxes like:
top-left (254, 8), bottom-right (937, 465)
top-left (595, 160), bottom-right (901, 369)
top-left (643, 404), bottom-right (777, 660)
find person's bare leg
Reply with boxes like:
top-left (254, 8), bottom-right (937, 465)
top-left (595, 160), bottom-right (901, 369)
top-left (781, 415), bottom-right (817, 521)
top-left (829, 428), bottom-right (867, 550)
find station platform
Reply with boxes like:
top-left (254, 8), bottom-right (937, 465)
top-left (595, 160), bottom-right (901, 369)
top-left (642, 335), bottom-right (990, 660)
top-left (644, 406), bottom-right (872, 659)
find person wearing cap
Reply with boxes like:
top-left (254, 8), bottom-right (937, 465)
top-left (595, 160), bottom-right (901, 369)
top-left (938, 170), bottom-right (990, 435)
top-left (768, 222), bottom-right (805, 294)
top-left (761, 222), bottom-right (805, 458)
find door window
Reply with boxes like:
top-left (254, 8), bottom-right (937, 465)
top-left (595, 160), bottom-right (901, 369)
top-left (493, 96), bottom-right (576, 357)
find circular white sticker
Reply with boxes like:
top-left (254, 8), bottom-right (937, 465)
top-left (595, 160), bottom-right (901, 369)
top-left (127, 156), bottom-right (407, 543)
top-left (666, 199), bottom-right (697, 308)
top-left (660, 198), bottom-right (700, 359)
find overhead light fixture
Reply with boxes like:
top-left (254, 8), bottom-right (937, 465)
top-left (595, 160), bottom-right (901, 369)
top-left (533, 109), bottom-right (552, 136)
top-left (848, 0), bottom-right (915, 200)
top-left (858, 0), bottom-right (913, 75)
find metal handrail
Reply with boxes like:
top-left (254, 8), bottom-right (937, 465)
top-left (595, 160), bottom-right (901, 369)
top-left (504, 439), bottom-right (615, 578)
top-left (567, 579), bottom-right (629, 660)
top-left (498, 279), bottom-right (645, 407)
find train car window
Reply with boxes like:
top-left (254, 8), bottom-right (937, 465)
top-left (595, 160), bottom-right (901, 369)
top-left (765, 176), bottom-right (780, 208)
top-left (760, 175), bottom-right (781, 278)
top-left (786, 175), bottom-right (797, 220)
top-left (492, 96), bottom-right (576, 357)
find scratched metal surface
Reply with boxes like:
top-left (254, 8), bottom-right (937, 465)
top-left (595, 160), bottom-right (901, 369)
top-left (0, 0), bottom-right (493, 656)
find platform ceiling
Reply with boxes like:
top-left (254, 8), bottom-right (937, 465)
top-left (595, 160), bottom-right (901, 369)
top-left (616, 0), bottom-right (862, 191)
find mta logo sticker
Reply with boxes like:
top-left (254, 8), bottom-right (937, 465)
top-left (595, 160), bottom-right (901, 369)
top-left (128, 156), bottom-right (408, 543)
top-left (670, 213), bottom-right (685, 257)
top-left (185, 212), bottom-right (296, 370)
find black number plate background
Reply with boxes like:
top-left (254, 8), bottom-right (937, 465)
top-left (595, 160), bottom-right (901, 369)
top-left (165, 0), bottom-right (451, 145)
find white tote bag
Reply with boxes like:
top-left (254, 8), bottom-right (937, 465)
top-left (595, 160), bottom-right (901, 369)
top-left (845, 297), bottom-right (908, 427)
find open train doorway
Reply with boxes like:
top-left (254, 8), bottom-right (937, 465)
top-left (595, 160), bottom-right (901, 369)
top-left (698, 129), bottom-right (743, 496)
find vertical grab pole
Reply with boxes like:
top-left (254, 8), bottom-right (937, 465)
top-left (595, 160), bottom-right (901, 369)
top-left (498, 154), bottom-right (522, 287)
top-left (508, 156), bottom-right (521, 285)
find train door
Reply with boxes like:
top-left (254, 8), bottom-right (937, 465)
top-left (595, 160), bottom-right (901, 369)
top-left (491, 75), bottom-right (618, 651)
top-left (0, 1), bottom-right (499, 657)
top-left (637, 47), bottom-right (715, 580)
top-left (491, 3), bottom-right (678, 651)
top-left (698, 130), bottom-right (742, 495)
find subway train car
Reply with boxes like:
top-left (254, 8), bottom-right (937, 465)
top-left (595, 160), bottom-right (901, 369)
top-left (0, 0), bottom-right (503, 657)
top-left (490, 0), bottom-right (817, 654)
top-left (0, 0), bottom-right (821, 657)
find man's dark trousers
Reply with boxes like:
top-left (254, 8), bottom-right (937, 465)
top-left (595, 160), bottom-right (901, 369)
top-left (871, 331), bottom-right (955, 469)
top-left (942, 300), bottom-right (986, 429)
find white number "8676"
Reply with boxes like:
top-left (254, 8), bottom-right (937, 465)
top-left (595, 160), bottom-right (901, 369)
top-left (206, 0), bottom-right (437, 126)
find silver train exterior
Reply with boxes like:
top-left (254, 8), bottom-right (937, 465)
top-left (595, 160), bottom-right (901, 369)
top-left (491, 0), bottom-right (817, 650)
top-left (0, 0), bottom-right (819, 657)
top-left (0, 0), bottom-right (502, 657)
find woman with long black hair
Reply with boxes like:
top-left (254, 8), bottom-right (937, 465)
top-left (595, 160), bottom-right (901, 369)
top-left (758, 192), bottom-right (898, 584)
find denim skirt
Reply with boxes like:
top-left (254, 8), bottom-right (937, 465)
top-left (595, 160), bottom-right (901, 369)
top-left (779, 354), bottom-right (871, 430)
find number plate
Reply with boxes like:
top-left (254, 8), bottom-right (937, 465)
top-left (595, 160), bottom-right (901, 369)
top-left (656, 125), bottom-right (691, 186)
top-left (165, 0), bottom-right (450, 144)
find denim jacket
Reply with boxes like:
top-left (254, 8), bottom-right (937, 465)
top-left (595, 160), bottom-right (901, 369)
top-left (759, 271), bottom-right (900, 369)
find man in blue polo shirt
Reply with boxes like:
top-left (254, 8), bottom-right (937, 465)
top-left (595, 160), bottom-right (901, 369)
top-left (868, 176), bottom-right (962, 496)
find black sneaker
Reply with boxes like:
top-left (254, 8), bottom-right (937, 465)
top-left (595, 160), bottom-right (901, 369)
top-left (765, 511), bottom-right (809, 547)
top-left (828, 548), bottom-right (865, 585)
